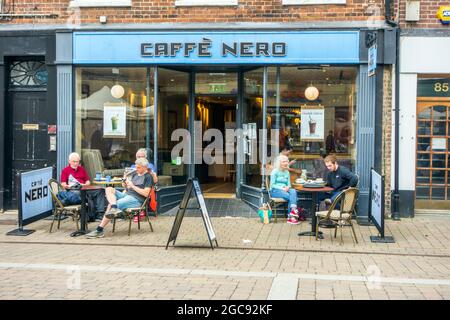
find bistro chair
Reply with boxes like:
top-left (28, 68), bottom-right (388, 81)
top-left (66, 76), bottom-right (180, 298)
top-left (265, 176), bottom-right (288, 223)
top-left (315, 187), bottom-right (359, 244)
top-left (112, 192), bottom-right (154, 236)
top-left (48, 179), bottom-right (81, 233)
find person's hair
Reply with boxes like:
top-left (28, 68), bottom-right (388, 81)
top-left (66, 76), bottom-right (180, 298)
top-left (274, 155), bottom-right (289, 169)
top-left (135, 157), bottom-right (149, 168)
top-left (280, 145), bottom-right (293, 153)
top-left (324, 154), bottom-right (337, 164)
top-left (68, 152), bottom-right (80, 161)
top-left (136, 148), bottom-right (147, 158)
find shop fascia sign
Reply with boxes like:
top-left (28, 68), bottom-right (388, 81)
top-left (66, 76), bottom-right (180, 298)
top-left (437, 6), bottom-right (450, 25)
top-left (141, 39), bottom-right (286, 58)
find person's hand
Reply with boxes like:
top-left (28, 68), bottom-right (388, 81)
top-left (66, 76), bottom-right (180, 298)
top-left (289, 160), bottom-right (296, 166)
top-left (283, 186), bottom-right (290, 192)
top-left (126, 179), bottom-right (134, 189)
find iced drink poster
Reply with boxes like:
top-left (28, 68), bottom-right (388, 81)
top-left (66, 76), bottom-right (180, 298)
top-left (103, 104), bottom-right (127, 138)
top-left (300, 106), bottom-right (324, 141)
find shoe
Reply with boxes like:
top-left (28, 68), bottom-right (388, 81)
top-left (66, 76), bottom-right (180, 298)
top-left (289, 207), bottom-right (300, 218)
top-left (133, 211), bottom-right (146, 223)
top-left (287, 217), bottom-right (299, 225)
top-left (86, 230), bottom-right (104, 238)
top-left (105, 208), bottom-right (123, 219)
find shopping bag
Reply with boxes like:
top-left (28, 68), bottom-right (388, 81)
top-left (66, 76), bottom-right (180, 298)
top-left (258, 203), bottom-right (272, 224)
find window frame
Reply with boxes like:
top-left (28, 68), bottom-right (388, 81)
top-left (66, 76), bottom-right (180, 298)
top-left (175, 0), bottom-right (238, 6)
top-left (282, 0), bottom-right (346, 5)
top-left (69, 0), bottom-right (132, 8)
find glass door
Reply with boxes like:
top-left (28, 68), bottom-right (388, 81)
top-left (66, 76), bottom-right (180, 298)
top-left (193, 72), bottom-right (238, 197)
top-left (416, 100), bottom-right (450, 210)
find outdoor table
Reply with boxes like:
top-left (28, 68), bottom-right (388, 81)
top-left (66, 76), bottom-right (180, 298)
top-left (293, 184), bottom-right (334, 240)
top-left (92, 178), bottom-right (123, 187)
top-left (69, 185), bottom-right (102, 237)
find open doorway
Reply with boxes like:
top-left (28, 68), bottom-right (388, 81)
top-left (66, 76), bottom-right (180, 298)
top-left (195, 95), bottom-right (237, 198)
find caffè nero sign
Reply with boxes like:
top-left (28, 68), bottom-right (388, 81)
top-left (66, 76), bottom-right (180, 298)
top-left (73, 31), bottom-right (360, 64)
top-left (141, 40), bottom-right (286, 58)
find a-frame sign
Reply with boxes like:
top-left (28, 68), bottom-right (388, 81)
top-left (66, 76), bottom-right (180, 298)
top-left (166, 178), bottom-right (218, 250)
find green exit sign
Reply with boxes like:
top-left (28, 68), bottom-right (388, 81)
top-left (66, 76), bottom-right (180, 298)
top-left (209, 83), bottom-right (226, 93)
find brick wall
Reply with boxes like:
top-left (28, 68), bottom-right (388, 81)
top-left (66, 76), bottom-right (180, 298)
top-left (0, 0), bottom-right (387, 25)
top-left (398, 0), bottom-right (450, 29)
top-left (382, 65), bottom-right (392, 215)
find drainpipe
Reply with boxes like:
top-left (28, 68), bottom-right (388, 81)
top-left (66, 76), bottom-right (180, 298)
top-left (385, 0), bottom-right (401, 220)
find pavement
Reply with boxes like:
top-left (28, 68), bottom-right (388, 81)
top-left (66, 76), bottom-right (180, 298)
top-left (1, 210), bottom-right (450, 300)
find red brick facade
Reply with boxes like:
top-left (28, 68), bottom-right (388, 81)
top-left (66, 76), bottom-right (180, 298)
top-left (0, 0), bottom-right (387, 25)
top-left (398, 0), bottom-right (450, 28)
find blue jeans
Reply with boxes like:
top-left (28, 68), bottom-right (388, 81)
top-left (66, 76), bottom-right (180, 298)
top-left (114, 190), bottom-right (142, 210)
top-left (270, 188), bottom-right (298, 214)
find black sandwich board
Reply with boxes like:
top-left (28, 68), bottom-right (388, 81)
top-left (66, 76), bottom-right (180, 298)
top-left (166, 178), bottom-right (218, 250)
top-left (368, 168), bottom-right (395, 243)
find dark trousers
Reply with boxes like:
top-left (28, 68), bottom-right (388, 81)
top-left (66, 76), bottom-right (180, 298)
top-left (86, 189), bottom-right (107, 220)
top-left (317, 190), bottom-right (341, 210)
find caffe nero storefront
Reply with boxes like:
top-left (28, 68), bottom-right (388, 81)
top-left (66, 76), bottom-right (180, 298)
top-left (55, 29), bottom-right (393, 220)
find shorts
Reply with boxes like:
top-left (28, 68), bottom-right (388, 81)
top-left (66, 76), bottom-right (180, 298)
top-left (114, 190), bottom-right (142, 210)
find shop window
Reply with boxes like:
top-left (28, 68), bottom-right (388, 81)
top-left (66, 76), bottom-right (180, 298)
top-left (9, 60), bottom-right (47, 87)
top-left (243, 68), bottom-right (264, 188)
top-left (175, 0), bottom-right (238, 6)
top-left (69, 0), bottom-right (131, 7)
top-left (267, 66), bottom-right (357, 181)
top-left (157, 68), bottom-right (189, 186)
top-left (75, 67), bottom-right (152, 181)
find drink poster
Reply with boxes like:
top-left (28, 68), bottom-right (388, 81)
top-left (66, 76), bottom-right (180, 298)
top-left (300, 106), bottom-right (324, 141)
top-left (103, 104), bottom-right (127, 138)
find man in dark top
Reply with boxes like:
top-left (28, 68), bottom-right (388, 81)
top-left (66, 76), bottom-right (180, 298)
top-left (319, 154), bottom-right (358, 206)
top-left (86, 157), bottom-right (154, 238)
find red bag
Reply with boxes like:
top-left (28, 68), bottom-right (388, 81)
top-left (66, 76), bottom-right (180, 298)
top-left (149, 187), bottom-right (157, 212)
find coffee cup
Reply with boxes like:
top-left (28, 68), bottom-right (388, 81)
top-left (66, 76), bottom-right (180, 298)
top-left (95, 172), bottom-right (102, 181)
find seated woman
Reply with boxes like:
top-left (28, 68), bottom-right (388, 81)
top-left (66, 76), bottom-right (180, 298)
top-left (270, 155), bottom-right (300, 225)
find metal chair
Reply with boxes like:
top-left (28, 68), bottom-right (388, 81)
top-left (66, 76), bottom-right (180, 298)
top-left (315, 187), bottom-right (359, 244)
top-left (48, 179), bottom-right (81, 233)
top-left (265, 176), bottom-right (288, 223)
top-left (112, 193), bottom-right (154, 236)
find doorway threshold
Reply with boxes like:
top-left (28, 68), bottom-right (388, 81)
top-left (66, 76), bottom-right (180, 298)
top-left (204, 193), bottom-right (236, 199)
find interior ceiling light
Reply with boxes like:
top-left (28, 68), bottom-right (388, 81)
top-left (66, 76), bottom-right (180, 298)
top-left (305, 85), bottom-right (319, 101)
top-left (111, 84), bottom-right (125, 99)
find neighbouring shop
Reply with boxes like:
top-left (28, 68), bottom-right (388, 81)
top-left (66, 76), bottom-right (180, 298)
top-left (54, 29), bottom-right (393, 220)
top-left (0, 31), bottom-right (57, 211)
top-left (399, 33), bottom-right (450, 215)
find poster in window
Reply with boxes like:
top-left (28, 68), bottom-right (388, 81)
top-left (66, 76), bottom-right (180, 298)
top-left (300, 106), bottom-right (324, 141)
top-left (103, 104), bottom-right (126, 138)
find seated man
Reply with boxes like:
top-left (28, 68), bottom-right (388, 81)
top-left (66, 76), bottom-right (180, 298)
top-left (130, 148), bottom-right (158, 184)
top-left (319, 154), bottom-right (358, 207)
top-left (59, 152), bottom-right (106, 221)
top-left (86, 158), bottom-right (154, 238)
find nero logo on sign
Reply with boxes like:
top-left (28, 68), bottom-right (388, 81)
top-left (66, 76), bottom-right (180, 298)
top-left (25, 179), bottom-right (48, 203)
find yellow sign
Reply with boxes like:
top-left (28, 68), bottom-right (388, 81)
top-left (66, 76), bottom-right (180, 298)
top-left (437, 6), bottom-right (450, 24)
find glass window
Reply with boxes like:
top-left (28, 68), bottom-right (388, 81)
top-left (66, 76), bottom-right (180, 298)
top-left (415, 186), bottom-right (430, 199)
top-left (267, 66), bottom-right (357, 180)
top-left (432, 187), bottom-right (445, 200)
top-left (416, 170), bottom-right (430, 184)
top-left (10, 60), bottom-right (48, 86)
top-left (431, 170), bottom-right (446, 184)
top-left (75, 67), bottom-right (152, 181)
top-left (433, 121), bottom-right (446, 136)
top-left (157, 68), bottom-right (189, 186)
top-left (243, 68), bottom-right (264, 188)
top-left (416, 153), bottom-right (430, 168)
top-left (418, 107), bottom-right (431, 119)
top-left (417, 121), bottom-right (431, 136)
